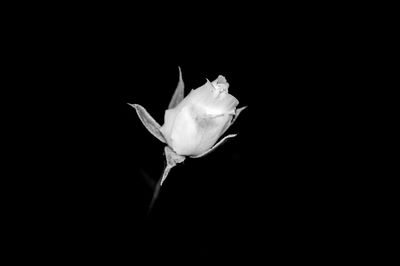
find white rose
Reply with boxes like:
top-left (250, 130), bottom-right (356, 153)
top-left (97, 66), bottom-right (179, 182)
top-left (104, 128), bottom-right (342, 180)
top-left (130, 68), bottom-right (246, 190)
top-left (160, 75), bottom-right (239, 156)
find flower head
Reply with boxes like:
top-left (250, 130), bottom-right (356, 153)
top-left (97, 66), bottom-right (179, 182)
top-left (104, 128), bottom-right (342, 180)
top-left (160, 75), bottom-right (239, 156)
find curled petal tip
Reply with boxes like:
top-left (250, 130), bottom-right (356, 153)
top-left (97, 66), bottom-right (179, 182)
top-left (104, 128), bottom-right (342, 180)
top-left (216, 75), bottom-right (227, 84)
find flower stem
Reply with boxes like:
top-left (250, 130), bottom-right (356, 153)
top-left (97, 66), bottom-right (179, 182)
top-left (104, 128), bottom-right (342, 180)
top-left (147, 146), bottom-right (185, 215)
top-left (147, 164), bottom-right (172, 215)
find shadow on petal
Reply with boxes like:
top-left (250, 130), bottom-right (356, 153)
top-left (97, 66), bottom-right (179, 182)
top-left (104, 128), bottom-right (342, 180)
top-left (220, 106), bottom-right (247, 137)
top-left (190, 134), bottom-right (237, 158)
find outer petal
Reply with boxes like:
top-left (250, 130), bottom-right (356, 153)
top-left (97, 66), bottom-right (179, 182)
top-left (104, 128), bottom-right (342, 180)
top-left (167, 105), bottom-right (200, 155)
top-left (160, 90), bottom-right (193, 146)
top-left (193, 113), bottom-right (232, 155)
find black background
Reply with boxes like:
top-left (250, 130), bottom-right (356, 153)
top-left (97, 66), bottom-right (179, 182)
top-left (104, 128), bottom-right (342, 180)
top-left (9, 6), bottom-right (367, 263)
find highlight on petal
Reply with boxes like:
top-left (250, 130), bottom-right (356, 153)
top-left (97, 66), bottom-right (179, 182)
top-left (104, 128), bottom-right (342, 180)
top-left (166, 105), bottom-right (201, 155)
top-left (185, 79), bottom-right (238, 116)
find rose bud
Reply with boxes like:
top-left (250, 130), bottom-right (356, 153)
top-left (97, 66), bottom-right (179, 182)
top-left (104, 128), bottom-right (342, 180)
top-left (160, 75), bottom-right (239, 157)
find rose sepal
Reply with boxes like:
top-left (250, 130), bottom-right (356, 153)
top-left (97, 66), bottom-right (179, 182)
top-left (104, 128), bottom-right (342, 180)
top-left (127, 103), bottom-right (166, 144)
